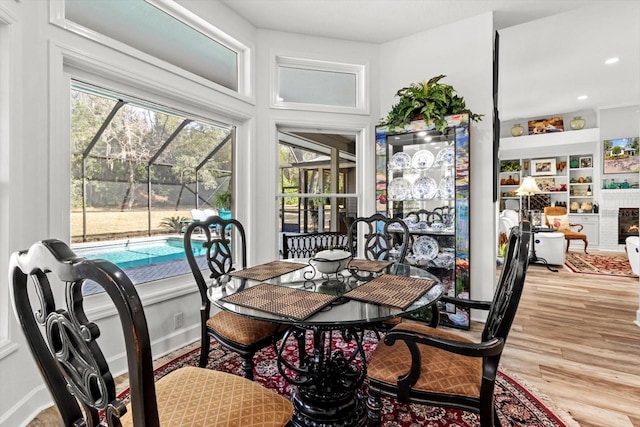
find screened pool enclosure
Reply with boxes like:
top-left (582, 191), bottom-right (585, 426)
top-left (71, 86), bottom-right (234, 243)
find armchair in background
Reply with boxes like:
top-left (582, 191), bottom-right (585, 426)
top-left (543, 206), bottom-right (588, 253)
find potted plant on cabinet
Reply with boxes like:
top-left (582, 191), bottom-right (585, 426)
top-left (379, 75), bottom-right (483, 132)
top-left (215, 190), bottom-right (232, 220)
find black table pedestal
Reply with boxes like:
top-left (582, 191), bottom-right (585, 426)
top-left (278, 325), bottom-right (368, 427)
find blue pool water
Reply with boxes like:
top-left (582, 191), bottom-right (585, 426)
top-left (75, 237), bottom-right (206, 270)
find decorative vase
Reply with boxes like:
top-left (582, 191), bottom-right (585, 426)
top-left (510, 124), bottom-right (524, 137)
top-left (570, 116), bottom-right (585, 130)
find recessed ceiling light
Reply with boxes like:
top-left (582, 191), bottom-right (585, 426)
top-left (577, 95), bottom-right (588, 100)
top-left (424, 136), bottom-right (432, 142)
top-left (417, 131), bottom-right (427, 137)
top-left (605, 57), bottom-right (619, 65)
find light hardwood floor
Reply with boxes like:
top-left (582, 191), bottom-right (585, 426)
top-left (495, 251), bottom-right (640, 427)
top-left (28, 250), bottom-right (640, 426)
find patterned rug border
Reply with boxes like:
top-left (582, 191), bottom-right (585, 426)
top-left (564, 251), bottom-right (637, 278)
top-left (498, 368), bottom-right (580, 427)
top-left (117, 335), bottom-right (577, 427)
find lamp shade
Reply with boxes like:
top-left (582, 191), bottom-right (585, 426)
top-left (515, 176), bottom-right (541, 196)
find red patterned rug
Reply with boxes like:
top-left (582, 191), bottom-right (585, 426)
top-left (119, 331), bottom-right (571, 426)
top-left (565, 252), bottom-right (637, 278)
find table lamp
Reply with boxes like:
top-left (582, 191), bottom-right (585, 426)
top-left (515, 176), bottom-right (541, 221)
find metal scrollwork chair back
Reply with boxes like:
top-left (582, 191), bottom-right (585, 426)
top-left (9, 239), bottom-right (293, 427)
top-left (366, 221), bottom-right (532, 427)
top-left (348, 213), bottom-right (410, 263)
top-left (184, 216), bottom-right (285, 378)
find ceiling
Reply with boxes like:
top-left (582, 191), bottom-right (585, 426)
top-left (221, 0), bottom-right (640, 122)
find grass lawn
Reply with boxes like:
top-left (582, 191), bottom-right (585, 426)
top-left (71, 209), bottom-right (192, 242)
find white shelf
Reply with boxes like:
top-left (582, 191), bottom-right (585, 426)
top-left (501, 128), bottom-right (599, 151)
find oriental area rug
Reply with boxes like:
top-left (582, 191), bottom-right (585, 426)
top-left (565, 252), bottom-right (637, 278)
top-left (118, 331), bottom-right (572, 427)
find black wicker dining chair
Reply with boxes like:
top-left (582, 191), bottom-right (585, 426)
top-left (9, 239), bottom-right (293, 427)
top-left (184, 215), bottom-right (285, 379)
top-left (366, 221), bottom-right (532, 427)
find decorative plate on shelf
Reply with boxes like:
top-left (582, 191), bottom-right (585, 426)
top-left (390, 152), bottom-right (411, 170)
top-left (413, 236), bottom-right (439, 260)
top-left (388, 178), bottom-right (413, 200)
top-left (411, 149), bottom-right (435, 169)
top-left (439, 176), bottom-right (455, 198)
top-left (436, 147), bottom-right (455, 166)
top-left (412, 176), bottom-right (438, 199)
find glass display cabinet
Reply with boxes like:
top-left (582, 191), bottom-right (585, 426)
top-left (375, 114), bottom-right (470, 329)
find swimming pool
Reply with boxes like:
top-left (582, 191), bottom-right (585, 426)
top-left (74, 237), bottom-right (206, 270)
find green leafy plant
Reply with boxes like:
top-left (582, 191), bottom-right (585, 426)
top-left (380, 75), bottom-right (483, 132)
top-left (500, 161), bottom-right (522, 172)
top-left (214, 190), bottom-right (232, 211)
top-left (159, 216), bottom-right (188, 233)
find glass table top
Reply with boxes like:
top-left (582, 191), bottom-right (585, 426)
top-left (208, 260), bottom-right (444, 326)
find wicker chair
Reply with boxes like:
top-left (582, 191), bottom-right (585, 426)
top-left (184, 216), bottom-right (285, 379)
top-left (9, 239), bottom-right (293, 427)
top-left (366, 222), bottom-right (532, 427)
top-left (543, 206), bottom-right (588, 253)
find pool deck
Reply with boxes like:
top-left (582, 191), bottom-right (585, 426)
top-left (83, 255), bottom-right (207, 295)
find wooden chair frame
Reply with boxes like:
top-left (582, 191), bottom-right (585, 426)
top-left (184, 216), bottom-right (285, 379)
top-left (366, 222), bottom-right (532, 427)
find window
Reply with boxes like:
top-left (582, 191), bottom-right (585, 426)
top-left (59, 0), bottom-right (248, 95)
top-left (278, 131), bottom-right (357, 234)
top-left (70, 84), bottom-right (234, 285)
top-left (273, 56), bottom-right (367, 113)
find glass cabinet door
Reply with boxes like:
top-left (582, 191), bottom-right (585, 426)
top-left (375, 114), bottom-right (470, 329)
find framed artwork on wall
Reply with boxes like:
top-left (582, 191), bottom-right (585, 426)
top-left (531, 158), bottom-right (557, 176)
top-left (579, 156), bottom-right (593, 168)
top-left (603, 137), bottom-right (639, 174)
top-left (527, 116), bottom-right (564, 135)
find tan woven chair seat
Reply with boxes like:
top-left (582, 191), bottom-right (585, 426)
top-left (121, 366), bottom-right (293, 427)
top-left (368, 322), bottom-right (482, 397)
top-left (208, 310), bottom-right (280, 345)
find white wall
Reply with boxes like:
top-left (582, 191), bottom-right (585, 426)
top-left (380, 13), bottom-right (496, 311)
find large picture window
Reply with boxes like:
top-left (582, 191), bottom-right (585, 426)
top-left (70, 84), bottom-right (234, 286)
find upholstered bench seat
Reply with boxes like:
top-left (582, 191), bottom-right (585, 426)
top-left (120, 366), bottom-right (293, 427)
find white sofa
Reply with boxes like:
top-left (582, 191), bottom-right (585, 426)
top-left (626, 236), bottom-right (639, 276)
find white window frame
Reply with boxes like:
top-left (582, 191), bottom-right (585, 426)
top-left (271, 54), bottom-right (369, 115)
top-left (0, 3), bottom-right (19, 359)
top-left (50, 0), bottom-right (253, 102)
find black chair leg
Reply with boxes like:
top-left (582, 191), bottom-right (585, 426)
top-left (240, 355), bottom-right (255, 380)
top-left (199, 332), bottom-right (211, 368)
top-left (366, 389), bottom-right (382, 427)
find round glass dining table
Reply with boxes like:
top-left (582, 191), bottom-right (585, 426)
top-left (209, 260), bottom-right (443, 427)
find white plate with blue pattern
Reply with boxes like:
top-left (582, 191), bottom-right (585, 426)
top-left (413, 236), bottom-right (439, 260)
top-left (412, 176), bottom-right (438, 199)
top-left (388, 178), bottom-right (413, 200)
top-left (436, 147), bottom-right (455, 166)
top-left (390, 152), bottom-right (411, 170)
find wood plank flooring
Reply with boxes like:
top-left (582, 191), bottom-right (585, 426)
top-left (489, 251), bottom-right (640, 427)
top-left (27, 250), bottom-right (640, 426)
